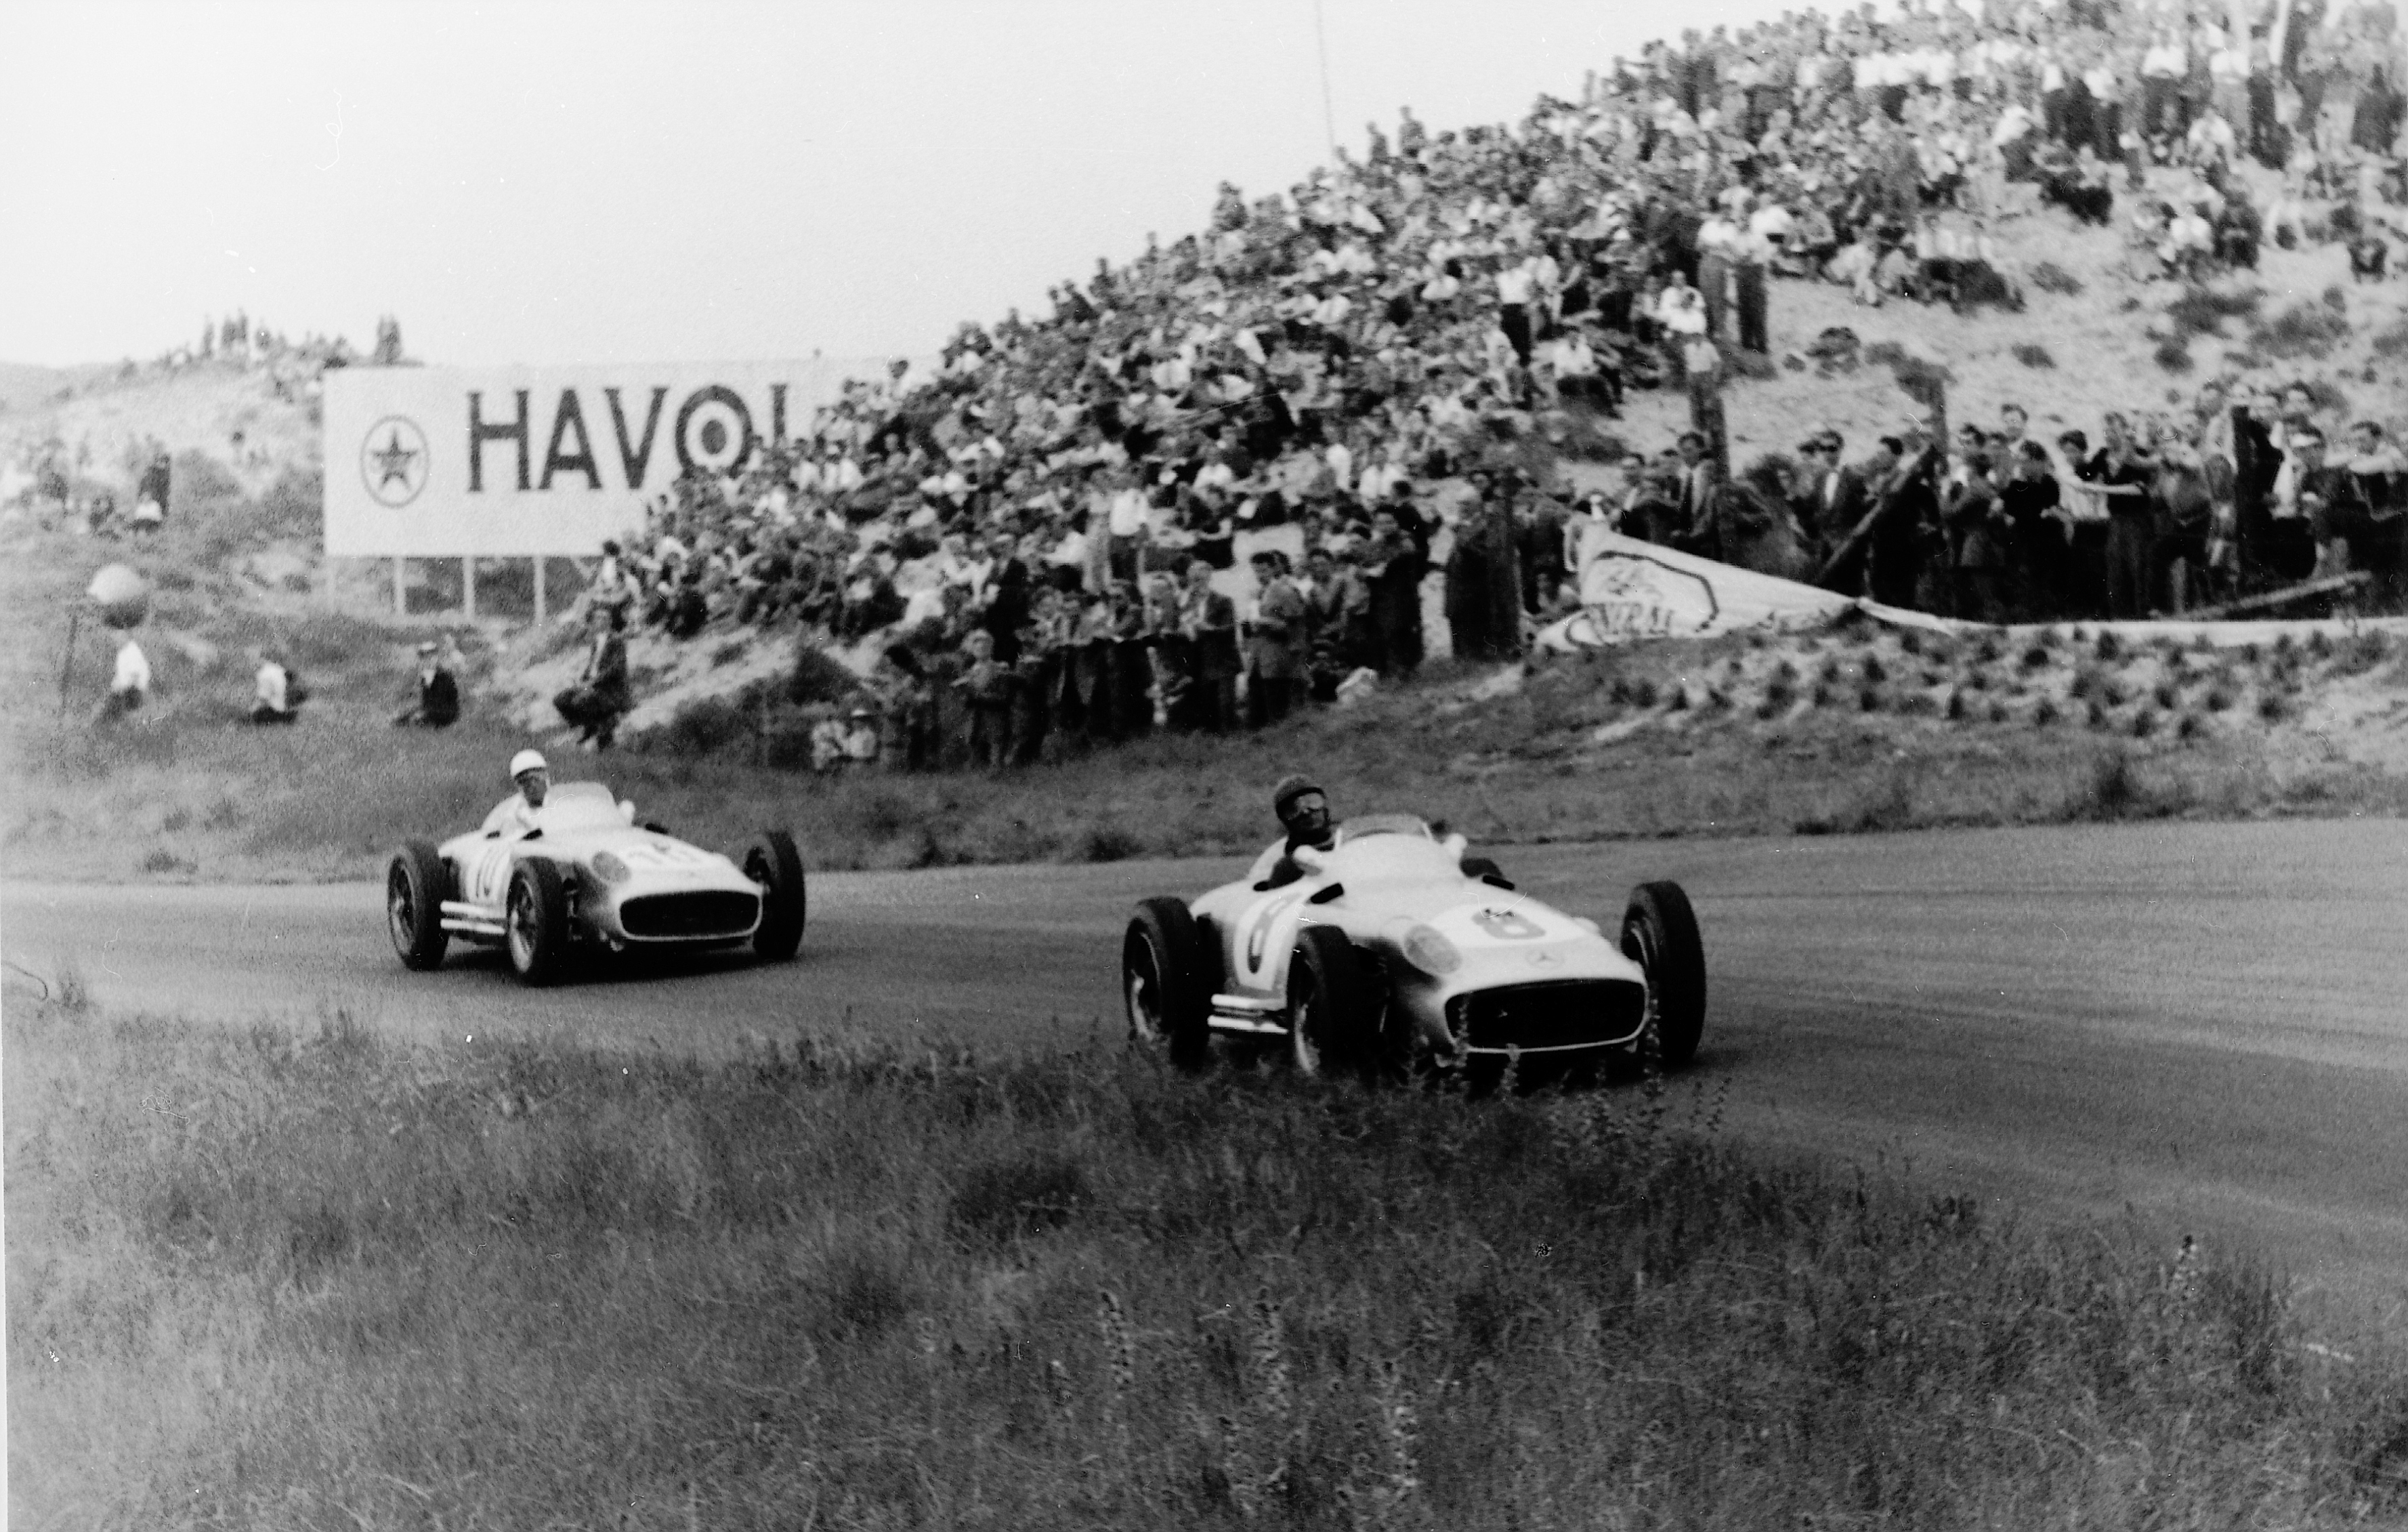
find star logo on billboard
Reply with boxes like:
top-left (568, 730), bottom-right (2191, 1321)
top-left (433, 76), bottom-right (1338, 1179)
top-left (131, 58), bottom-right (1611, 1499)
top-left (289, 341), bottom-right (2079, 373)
top-left (361, 416), bottom-right (429, 508)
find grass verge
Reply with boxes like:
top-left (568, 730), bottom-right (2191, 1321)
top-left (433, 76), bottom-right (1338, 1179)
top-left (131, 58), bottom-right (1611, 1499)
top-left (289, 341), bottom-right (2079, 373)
top-left (9, 992), bottom-right (2407, 1528)
top-left (12, 627), bottom-right (2408, 882)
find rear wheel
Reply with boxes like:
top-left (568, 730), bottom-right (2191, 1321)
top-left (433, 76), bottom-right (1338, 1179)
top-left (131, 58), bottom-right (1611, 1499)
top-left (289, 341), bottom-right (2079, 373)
top-left (1124, 897), bottom-right (1210, 1071)
top-left (1288, 925), bottom-right (1376, 1079)
top-left (1622, 880), bottom-right (1706, 1067)
top-left (505, 860), bottom-right (572, 987)
top-left (387, 840), bottom-right (450, 971)
top-left (744, 829), bottom-right (807, 961)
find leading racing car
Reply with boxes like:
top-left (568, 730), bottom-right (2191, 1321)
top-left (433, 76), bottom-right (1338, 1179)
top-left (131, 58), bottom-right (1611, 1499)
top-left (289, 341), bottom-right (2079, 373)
top-left (1121, 814), bottom-right (1704, 1077)
top-left (385, 782), bottom-right (807, 985)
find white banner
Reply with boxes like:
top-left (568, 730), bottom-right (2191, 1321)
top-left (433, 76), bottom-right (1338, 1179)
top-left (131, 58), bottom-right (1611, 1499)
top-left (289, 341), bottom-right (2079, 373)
top-left (1534, 526), bottom-right (1857, 650)
top-left (322, 358), bottom-right (881, 557)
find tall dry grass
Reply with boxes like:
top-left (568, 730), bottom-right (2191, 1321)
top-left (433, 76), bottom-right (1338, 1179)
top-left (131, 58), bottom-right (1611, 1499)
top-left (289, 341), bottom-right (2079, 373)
top-left (9, 995), bottom-right (2405, 1530)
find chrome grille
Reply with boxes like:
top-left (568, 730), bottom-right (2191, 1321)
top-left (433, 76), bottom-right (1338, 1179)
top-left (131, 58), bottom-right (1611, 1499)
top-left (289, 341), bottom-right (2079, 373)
top-left (1448, 980), bottom-right (1647, 1052)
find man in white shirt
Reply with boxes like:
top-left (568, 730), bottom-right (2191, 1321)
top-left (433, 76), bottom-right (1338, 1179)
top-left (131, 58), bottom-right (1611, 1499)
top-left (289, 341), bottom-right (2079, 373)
top-left (251, 650), bottom-right (300, 725)
top-left (95, 632), bottom-right (150, 723)
top-left (481, 749), bottom-right (551, 839)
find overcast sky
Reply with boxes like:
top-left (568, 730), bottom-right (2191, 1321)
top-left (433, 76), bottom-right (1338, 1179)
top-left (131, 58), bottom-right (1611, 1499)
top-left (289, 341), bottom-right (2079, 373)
top-left (5, 0), bottom-right (1800, 369)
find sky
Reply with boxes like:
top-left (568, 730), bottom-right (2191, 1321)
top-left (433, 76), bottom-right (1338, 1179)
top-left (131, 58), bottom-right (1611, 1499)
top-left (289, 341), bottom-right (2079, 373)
top-left (3, 0), bottom-right (1803, 370)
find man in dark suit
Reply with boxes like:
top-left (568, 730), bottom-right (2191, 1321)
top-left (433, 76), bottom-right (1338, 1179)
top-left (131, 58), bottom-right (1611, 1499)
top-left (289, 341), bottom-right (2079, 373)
top-left (1790, 432), bottom-right (1867, 566)
top-left (1672, 431), bottom-right (1722, 558)
top-left (1177, 555), bottom-right (1240, 732)
top-left (393, 640), bottom-right (460, 727)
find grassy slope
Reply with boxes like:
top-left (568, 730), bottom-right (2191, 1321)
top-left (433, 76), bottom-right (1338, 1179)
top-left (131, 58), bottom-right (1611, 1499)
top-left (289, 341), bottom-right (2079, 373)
top-left (9, 988), bottom-right (2405, 1529)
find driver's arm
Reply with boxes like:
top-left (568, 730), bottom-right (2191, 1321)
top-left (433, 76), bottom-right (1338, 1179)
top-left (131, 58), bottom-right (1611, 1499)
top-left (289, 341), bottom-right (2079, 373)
top-left (1261, 854), bottom-right (1306, 890)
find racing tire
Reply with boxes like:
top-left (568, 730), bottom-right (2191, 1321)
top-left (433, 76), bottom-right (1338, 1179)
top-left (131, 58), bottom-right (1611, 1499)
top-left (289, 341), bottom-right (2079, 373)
top-left (1621, 879), bottom-right (1706, 1067)
top-left (387, 840), bottom-right (451, 972)
top-left (744, 829), bottom-right (807, 961)
top-left (1287, 924), bottom-right (1377, 1079)
top-left (1124, 897), bottom-right (1211, 1071)
top-left (1461, 854), bottom-right (1515, 890)
top-left (505, 860), bottom-right (572, 987)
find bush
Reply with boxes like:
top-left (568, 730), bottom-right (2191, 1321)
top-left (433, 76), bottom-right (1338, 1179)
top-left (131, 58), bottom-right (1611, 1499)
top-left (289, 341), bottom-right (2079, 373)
top-left (2154, 338), bottom-right (2195, 374)
top-left (2250, 302), bottom-right (2351, 360)
top-left (650, 694), bottom-right (751, 756)
top-left (2028, 261), bottom-right (2084, 295)
top-left (2165, 285), bottom-right (2262, 339)
top-left (2010, 342), bottom-right (2056, 369)
top-left (789, 638), bottom-right (857, 705)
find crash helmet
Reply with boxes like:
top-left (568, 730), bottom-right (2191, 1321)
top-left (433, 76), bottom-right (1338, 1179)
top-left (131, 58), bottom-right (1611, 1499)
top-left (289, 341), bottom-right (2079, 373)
top-left (1271, 773), bottom-right (1324, 825)
top-left (509, 748), bottom-right (549, 781)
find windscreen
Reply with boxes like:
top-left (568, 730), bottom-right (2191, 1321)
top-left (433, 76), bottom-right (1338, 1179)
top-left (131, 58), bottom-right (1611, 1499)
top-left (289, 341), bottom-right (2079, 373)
top-left (1325, 827), bottom-right (1459, 883)
top-left (538, 782), bottom-right (626, 831)
top-left (1333, 813), bottom-right (1433, 846)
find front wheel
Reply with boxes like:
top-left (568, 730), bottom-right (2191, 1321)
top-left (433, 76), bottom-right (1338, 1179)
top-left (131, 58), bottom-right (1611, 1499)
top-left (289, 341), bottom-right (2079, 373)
top-left (387, 840), bottom-right (450, 971)
top-left (1288, 924), bottom-right (1376, 1079)
top-left (505, 860), bottom-right (572, 987)
top-left (1124, 897), bottom-right (1210, 1071)
top-left (744, 829), bottom-right (807, 961)
top-left (1622, 879), bottom-right (1706, 1067)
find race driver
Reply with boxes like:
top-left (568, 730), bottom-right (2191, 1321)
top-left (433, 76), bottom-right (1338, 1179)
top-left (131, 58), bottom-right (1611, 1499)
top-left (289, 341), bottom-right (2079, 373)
top-left (482, 749), bottom-right (551, 837)
top-left (1262, 773), bottom-right (1335, 888)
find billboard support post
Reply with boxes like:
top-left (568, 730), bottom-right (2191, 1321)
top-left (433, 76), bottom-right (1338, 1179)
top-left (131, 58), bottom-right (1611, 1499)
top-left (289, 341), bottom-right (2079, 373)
top-left (392, 557), bottom-right (406, 617)
top-left (463, 557), bottom-right (478, 621)
top-left (533, 558), bottom-right (547, 627)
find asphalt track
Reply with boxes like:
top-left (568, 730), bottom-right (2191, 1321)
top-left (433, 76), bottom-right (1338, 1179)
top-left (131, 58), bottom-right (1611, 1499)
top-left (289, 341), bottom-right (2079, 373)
top-left (7, 819), bottom-right (2406, 1307)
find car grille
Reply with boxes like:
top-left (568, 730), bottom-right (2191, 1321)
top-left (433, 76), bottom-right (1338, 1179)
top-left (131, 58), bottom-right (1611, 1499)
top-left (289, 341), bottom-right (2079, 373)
top-left (1449, 980), bottom-right (1647, 1052)
top-left (620, 890), bottom-right (759, 940)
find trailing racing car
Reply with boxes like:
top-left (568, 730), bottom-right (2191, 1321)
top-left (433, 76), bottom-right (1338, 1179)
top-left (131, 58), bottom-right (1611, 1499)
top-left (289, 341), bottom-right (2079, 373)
top-left (1121, 814), bottom-right (1704, 1077)
top-left (385, 782), bottom-right (806, 985)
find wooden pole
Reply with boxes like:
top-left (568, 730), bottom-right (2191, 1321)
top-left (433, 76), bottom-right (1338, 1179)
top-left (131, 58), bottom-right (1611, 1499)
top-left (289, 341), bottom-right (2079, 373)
top-left (533, 557), bottom-right (547, 627)
top-left (393, 556), bottom-right (406, 616)
top-left (57, 608), bottom-right (79, 717)
top-left (463, 556), bottom-right (478, 621)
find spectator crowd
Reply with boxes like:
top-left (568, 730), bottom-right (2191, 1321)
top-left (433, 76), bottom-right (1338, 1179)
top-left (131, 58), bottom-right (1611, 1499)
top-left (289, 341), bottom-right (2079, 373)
top-left (542, 0), bottom-right (2408, 766)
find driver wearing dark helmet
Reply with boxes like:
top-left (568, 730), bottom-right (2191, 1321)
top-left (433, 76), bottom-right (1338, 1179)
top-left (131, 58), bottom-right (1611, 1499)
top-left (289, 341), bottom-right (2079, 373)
top-left (1261, 774), bottom-right (1335, 889)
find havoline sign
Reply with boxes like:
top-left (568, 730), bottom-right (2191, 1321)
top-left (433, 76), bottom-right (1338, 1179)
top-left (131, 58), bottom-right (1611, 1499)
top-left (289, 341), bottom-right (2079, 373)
top-left (322, 358), bottom-right (877, 557)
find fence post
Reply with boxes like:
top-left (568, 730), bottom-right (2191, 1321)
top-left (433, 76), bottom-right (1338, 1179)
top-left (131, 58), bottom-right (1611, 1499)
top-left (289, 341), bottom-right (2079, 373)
top-left (393, 556), bottom-right (406, 616)
top-left (464, 556), bottom-right (478, 621)
top-left (533, 557), bottom-right (547, 627)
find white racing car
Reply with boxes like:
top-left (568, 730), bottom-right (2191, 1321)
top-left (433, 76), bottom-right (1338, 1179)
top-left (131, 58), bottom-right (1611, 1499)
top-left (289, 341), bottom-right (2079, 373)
top-left (1122, 814), bottom-right (1704, 1078)
top-left (385, 783), bottom-right (806, 985)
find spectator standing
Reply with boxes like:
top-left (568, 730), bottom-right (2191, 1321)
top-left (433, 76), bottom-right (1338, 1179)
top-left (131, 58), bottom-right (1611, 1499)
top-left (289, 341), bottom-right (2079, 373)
top-left (136, 451), bottom-right (171, 525)
top-left (2092, 413), bottom-right (2159, 617)
top-left (553, 606), bottom-right (631, 749)
top-left (1998, 440), bottom-right (2065, 619)
top-left (1941, 442), bottom-right (2009, 621)
top-left (2342, 421), bottom-right (2406, 610)
top-left (394, 639), bottom-right (460, 726)
top-left (1359, 507), bottom-right (1425, 676)
top-left (1245, 550), bottom-right (1307, 726)
top-left (1178, 556), bottom-right (1241, 732)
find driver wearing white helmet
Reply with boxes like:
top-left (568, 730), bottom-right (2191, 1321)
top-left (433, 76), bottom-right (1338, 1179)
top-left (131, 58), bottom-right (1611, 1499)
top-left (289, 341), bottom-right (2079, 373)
top-left (481, 749), bottom-right (551, 838)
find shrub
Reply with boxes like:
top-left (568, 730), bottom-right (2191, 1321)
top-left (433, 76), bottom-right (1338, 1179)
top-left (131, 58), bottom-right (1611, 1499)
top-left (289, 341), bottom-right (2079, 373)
top-left (2249, 302), bottom-right (2350, 360)
top-left (2010, 342), bottom-right (2057, 369)
top-left (789, 639), bottom-right (856, 705)
top-left (2165, 285), bottom-right (2262, 338)
top-left (1080, 824), bottom-right (1141, 863)
top-left (650, 694), bottom-right (751, 756)
top-left (2028, 261), bottom-right (2084, 295)
top-left (2321, 284), bottom-right (2346, 312)
top-left (2154, 338), bottom-right (2195, 374)
top-left (2372, 318), bottom-right (2408, 359)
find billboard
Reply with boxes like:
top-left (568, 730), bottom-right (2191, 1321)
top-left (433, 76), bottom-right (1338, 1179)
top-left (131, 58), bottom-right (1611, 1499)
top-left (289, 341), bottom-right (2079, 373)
top-left (322, 358), bottom-right (883, 557)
